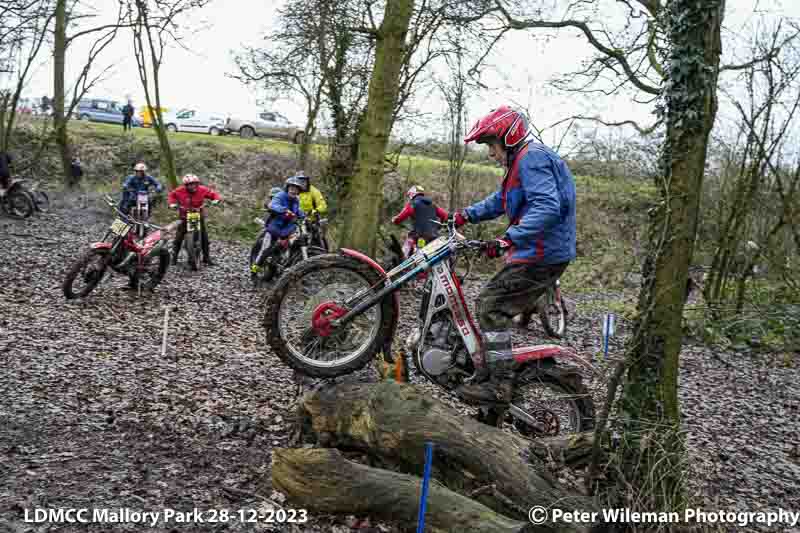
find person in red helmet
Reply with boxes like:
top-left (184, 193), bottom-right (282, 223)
top-left (168, 174), bottom-right (223, 266)
top-left (451, 105), bottom-right (577, 409)
top-left (392, 185), bottom-right (449, 257)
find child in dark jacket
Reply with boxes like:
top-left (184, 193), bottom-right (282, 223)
top-left (391, 185), bottom-right (449, 257)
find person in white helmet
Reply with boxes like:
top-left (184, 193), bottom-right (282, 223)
top-left (167, 174), bottom-right (223, 265)
top-left (119, 162), bottom-right (162, 214)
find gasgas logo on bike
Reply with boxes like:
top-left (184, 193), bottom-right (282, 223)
top-left (437, 268), bottom-right (472, 338)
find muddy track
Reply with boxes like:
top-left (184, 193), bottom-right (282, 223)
top-left (1, 206), bottom-right (798, 533)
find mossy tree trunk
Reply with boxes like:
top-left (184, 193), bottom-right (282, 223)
top-left (131, 0), bottom-right (178, 189)
top-left (338, 0), bottom-right (414, 255)
top-left (53, 0), bottom-right (75, 187)
top-left (608, 0), bottom-right (726, 516)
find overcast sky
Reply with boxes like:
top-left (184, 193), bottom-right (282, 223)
top-left (11, 0), bottom-right (800, 145)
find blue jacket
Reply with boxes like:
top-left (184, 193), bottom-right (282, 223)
top-left (119, 174), bottom-right (162, 213)
top-left (464, 141), bottom-right (576, 265)
top-left (267, 191), bottom-right (304, 238)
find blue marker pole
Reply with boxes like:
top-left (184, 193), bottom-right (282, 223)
top-left (602, 313), bottom-right (615, 360)
top-left (416, 442), bottom-right (435, 533)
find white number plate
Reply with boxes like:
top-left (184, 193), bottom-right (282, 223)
top-left (110, 218), bottom-right (130, 236)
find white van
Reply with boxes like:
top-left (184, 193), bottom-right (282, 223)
top-left (163, 109), bottom-right (227, 135)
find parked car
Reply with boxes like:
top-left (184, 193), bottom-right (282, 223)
top-left (75, 99), bottom-right (142, 126)
top-left (162, 109), bottom-right (227, 135)
top-left (225, 111), bottom-right (306, 144)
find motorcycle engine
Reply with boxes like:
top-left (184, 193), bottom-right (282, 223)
top-left (419, 317), bottom-right (466, 381)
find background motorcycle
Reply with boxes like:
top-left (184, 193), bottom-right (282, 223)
top-left (250, 214), bottom-right (327, 287)
top-left (264, 218), bottom-right (594, 437)
top-left (62, 195), bottom-right (171, 299)
top-left (304, 209), bottom-right (330, 252)
top-left (0, 179), bottom-right (36, 218)
top-left (130, 186), bottom-right (160, 238)
top-left (177, 201), bottom-right (219, 271)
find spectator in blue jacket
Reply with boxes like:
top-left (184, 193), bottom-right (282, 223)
top-left (119, 162), bottom-right (162, 215)
top-left (452, 105), bottom-right (577, 410)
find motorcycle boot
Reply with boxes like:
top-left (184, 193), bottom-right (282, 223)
top-left (457, 331), bottom-right (515, 405)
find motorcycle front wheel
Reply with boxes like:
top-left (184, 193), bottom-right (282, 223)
top-left (33, 190), bottom-right (50, 212)
top-left (264, 253), bottom-right (397, 378)
top-left (63, 248), bottom-right (109, 299)
top-left (185, 231), bottom-right (201, 271)
top-left (3, 190), bottom-right (35, 219)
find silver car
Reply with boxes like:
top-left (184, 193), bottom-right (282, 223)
top-left (225, 111), bottom-right (306, 144)
top-left (163, 109), bottom-right (227, 135)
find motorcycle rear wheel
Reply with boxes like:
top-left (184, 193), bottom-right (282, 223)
top-left (264, 253), bottom-right (397, 378)
top-left (63, 248), bottom-right (108, 299)
top-left (507, 369), bottom-right (594, 436)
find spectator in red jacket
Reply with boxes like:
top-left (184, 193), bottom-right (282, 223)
top-left (168, 174), bottom-right (222, 266)
top-left (392, 185), bottom-right (448, 257)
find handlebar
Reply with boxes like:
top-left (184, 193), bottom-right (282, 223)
top-left (170, 200), bottom-right (223, 212)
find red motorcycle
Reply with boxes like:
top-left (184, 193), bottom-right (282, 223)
top-left (62, 195), bottom-right (171, 299)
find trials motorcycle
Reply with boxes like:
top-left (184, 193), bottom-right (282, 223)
top-left (250, 212), bottom-right (328, 287)
top-left (62, 195), bottom-right (171, 299)
top-left (174, 201), bottom-right (220, 271)
top-left (264, 216), bottom-right (594, 436)
top-left (130, 187), bottom-right (160, 239)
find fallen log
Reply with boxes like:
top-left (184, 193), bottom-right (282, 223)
top-left (273, 448), bottom-right (544, 533)
top-left (286, 380), bottom-right (598, 521)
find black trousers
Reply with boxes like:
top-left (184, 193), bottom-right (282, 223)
top-left (122, 116), bottom-right (132, 131)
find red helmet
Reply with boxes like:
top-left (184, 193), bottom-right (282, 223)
top-left (182, 174), bottom-right (200, 185)
top-left (464, 106), bottom-right (529, 149)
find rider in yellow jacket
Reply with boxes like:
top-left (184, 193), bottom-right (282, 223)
top-left (294, 173), bottom-right (327, 216)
